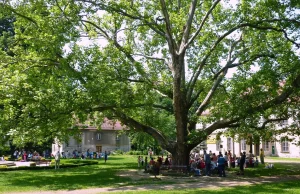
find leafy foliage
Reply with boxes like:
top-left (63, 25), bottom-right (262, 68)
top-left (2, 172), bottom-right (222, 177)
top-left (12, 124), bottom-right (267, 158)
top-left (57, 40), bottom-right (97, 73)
top-left (0, 0), bottom-right (299, 164)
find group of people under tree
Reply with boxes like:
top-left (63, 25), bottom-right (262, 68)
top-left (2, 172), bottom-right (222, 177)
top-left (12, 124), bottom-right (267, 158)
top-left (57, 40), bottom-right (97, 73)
top-left (190, 149), bottom-right (265, 177)
top-left (138, 152), bottom-right (172, 178)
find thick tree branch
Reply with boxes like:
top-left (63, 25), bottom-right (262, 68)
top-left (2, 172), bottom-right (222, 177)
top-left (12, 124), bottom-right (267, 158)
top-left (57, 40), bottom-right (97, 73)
top-left (179, 0), bottom-right (198, 53)
top-left (188, 119), bottom-right (238, 148)
top-left (76, 0), bottom-right (166, 37)
top-left (133, 53), bottom-right (167, 62)
top-left (213, 54), bottom-right (275, 80)
top-left (160, 0), bottom-right (178, 56)
top-left (91, 103), bottom-right (173, 114)
top-left (112, 110), bottom-right (169, 148)
top-left (5, 5), bottom-right (38, 26)
top-left (190, 73), bottom-right (300, 148)
top-left (255, 118), bottom-right (288, 130)
top-left (187, 88), bottom-right (204, 109)
top-left (187, 19), bottom-right (299, 110)
top-left (195, 70), bottom-right (226, 116)
top-left (183, 0), bottom-right (221, 51)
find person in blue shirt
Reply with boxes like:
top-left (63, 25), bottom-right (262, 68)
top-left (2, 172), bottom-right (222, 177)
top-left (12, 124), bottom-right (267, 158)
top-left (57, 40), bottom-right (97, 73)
top-left (104, 151), bottom-right (108, 163)
top-left (204, 150), bottom-right (211, 176)
top-left (217, 154), bottom-right (226, 177)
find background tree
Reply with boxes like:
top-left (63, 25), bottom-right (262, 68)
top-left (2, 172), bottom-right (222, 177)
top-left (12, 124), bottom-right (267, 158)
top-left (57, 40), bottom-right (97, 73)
top-left (1, 0), bottom-right (300, 165)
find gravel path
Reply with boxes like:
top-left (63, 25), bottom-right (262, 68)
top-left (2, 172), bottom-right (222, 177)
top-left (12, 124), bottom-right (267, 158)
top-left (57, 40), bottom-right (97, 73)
top-left (6, 171), bottom-right (300, 194)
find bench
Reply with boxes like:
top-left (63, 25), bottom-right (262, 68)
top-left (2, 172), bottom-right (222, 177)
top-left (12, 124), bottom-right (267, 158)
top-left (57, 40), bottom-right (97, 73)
top-left (160, 165), bottom-right (188, 173)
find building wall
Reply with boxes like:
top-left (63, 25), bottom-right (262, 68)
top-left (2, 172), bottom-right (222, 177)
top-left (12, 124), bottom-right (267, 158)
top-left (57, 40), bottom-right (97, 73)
top-left (205, 132), bottom-right (300, 158)
top-left (52, 130), bottom-right (131, 155)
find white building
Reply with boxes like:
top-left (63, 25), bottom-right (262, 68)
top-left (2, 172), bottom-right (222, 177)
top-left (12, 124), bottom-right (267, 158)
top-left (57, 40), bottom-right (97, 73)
top-left (196, 118), bottom-right (300, 158)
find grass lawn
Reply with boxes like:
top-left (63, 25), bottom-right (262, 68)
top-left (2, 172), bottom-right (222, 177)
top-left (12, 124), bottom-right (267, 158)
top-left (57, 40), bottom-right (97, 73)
top-left (120, 180), bottom-right (300, 194)
top-left (227, 162), bottom-right (300, 177)
top-left (265, 157), bottom-right (300, 162)
top-left (1, 155), bottom-right (300, 193)
top-left (0, 155), bottom-right (138, 193)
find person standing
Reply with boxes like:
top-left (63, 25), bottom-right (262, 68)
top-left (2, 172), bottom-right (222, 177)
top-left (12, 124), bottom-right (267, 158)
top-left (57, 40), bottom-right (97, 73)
top-left (55, 151), bottom-right (61, 170)
top-left (224, 152), bottom-right (228, 168)
top-left (204, 151), bottom-right (211, 176)
top-left (227, 151), bottom-right (232, 168)
top-left (104, 151), bottom-right (108, 163)
top-left (144, 156), bottom-right (148, 172)
top-left (138, 156), bottom-right (141, 167)
top-left (239, 152), bottom-right (246, 175)
top-left (217, 154), bottom-right (226, 177)
top-left (260, 148), bottom-right (265, 164)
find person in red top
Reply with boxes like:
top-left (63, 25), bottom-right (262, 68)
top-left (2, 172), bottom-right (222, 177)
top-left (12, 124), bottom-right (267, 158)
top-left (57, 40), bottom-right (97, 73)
top-left (23, 151), bottom-right (27, 161)
top-left (149, 158), bottom-right (155, 166)
top-left (228, 151), bottom-right (232, 168)
top-left (212, 153), bottom-right (218, 164)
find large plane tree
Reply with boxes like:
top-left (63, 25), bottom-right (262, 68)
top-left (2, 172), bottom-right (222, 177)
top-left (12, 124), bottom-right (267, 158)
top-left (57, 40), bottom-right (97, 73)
top-left (1, 0), bottom-right (300, 165)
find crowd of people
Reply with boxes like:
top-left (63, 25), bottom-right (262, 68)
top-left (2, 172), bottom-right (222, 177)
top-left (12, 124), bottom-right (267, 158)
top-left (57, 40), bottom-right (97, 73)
top-left (136, 148), bottom-right (265, 178)
top-left (60, 149), bottom-right (109, 160)
top-left (189, 149), bottom-right (262, 177)
top-left (12, 150), bottom-right (49, 161)
top-left (136, 149), bottom-right (173, 177)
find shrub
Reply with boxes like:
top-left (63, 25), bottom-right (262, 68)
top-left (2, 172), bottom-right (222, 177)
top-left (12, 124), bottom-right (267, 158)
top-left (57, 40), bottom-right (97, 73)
top-left (113, 150), bottom-right (124, 155)
top-left (127, 151), bottom-right (143, 155)
top-left (30, 163), bottom-right (36, 167)
top-left (0, 165), bottom-right (7, 169)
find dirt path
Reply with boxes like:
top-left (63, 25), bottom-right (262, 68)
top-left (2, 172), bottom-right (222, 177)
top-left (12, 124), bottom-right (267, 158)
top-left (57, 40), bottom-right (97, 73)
top-left (7, 170), bottom-right (300, 194)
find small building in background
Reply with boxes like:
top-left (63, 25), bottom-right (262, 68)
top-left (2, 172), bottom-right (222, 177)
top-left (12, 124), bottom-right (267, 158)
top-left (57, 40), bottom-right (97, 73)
top-left (52, 118), bottom-right (130, 156)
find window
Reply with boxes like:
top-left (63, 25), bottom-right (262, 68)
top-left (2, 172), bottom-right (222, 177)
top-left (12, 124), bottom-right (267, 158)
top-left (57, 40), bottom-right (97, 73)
top-left (96, 133), bottom-right (101, 140)
top-left (263, 141), bottom-right (270, 151)
top-left (279, 120), bottom-right (288, 126)
top-left (281, 139), bottom-right (289, 152)
top-left (216, 140), bottom-right (221, 151)
top-left (227, 138), bottom-right (232, 151)
top-left (241, 139), bottom-right (246, 151)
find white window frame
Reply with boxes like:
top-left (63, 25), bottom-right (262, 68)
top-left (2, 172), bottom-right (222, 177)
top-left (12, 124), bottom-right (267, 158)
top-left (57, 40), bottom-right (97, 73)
top-left (227, 138), bottom-right (232, 151)
top-left (263, 141), bottom-right (270, 151)
top-left (216, 140), bottom-right (221, 151)
top-left (281, 139), bottom-right (289, 152)
top-left (279, 120), bottom-right (288, 126)
top-left (96, 133), bottom-right (101, 140)
top-left (241, 139), bottom-right (246, 151)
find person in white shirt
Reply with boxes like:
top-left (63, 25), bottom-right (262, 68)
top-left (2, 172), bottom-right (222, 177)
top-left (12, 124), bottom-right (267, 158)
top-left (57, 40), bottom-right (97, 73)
top-left (55, 151), bottom-right (61, 170)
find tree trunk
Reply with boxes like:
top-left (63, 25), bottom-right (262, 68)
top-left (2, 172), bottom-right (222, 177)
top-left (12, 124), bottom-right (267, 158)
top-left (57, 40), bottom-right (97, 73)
top-left (171, 53), bottom-right (190, 165)
top-left (171, 143), bottom-right (190, 166)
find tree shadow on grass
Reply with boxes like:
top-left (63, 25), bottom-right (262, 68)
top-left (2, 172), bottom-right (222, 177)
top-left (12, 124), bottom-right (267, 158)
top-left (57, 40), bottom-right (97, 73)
top-left (3, 167), bottom-right (132, 191)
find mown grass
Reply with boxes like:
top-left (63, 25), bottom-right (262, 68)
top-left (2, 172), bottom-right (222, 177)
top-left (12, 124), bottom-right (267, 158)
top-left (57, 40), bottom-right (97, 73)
top-left (227, 162), bottom-right (300, 177)
top-left (119, 180), bottom-right (300, 194)
top-left (0, 155), bottom-right (138, 193)
top-left (266, 157), bottom-right (300, 162)
top-left (1, 155), bottom-right (300, 193)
